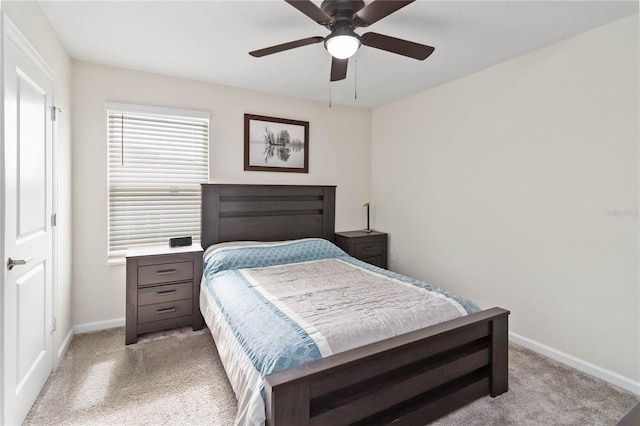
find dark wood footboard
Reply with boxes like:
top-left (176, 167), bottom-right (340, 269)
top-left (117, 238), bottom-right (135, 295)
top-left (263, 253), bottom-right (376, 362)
top-left (265, 307), bottom-right (509, 426)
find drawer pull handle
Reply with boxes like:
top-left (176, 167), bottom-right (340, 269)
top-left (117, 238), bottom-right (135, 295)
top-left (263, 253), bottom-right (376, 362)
top-left (156, 269), bottom-right (177, 275)
top-left (156, 289), bottom-right (177, 296)
top-left (362, 245), bottom-right (377, 251)
top-left (157, 307), bottom-right (177, 314)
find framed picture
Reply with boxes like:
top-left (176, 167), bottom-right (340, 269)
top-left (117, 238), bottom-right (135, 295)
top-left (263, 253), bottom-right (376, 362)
top-left (244, 114), bottom-right (309, 173)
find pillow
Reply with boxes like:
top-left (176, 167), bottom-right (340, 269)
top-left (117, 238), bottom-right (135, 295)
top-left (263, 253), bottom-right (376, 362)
top-left (203, 238), bottom-right (348, 277)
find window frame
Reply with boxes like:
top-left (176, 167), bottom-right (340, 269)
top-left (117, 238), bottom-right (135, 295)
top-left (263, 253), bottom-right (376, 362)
top-left (104, 102), bottom-right (210, 264)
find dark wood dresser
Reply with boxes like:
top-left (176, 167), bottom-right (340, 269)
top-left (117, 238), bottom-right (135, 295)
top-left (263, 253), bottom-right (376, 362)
top-left (125, 244), bottom-right (204, 344)
top-left (335, 230), bottom-right (388, 269)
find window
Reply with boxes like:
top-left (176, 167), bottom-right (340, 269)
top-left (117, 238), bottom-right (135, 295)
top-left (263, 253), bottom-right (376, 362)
top-left (106, 103), bottom-right (209, 262)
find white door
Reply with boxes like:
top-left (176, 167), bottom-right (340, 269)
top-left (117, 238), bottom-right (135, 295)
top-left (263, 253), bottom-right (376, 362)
top-left (2, 22), bottom-right (54, 426)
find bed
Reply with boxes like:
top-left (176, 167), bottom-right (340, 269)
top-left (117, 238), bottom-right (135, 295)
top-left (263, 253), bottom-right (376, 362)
top-left (200, 184), bottom-right (509, 426)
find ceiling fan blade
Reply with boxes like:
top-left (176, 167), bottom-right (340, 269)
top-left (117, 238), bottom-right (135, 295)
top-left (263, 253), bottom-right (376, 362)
top-left (330, 57), bottom-right (348, 82)
top-left (285, 0), bottom-right (333, 25)
top-left (249, 36), bottom-right (324, 57)
top-left (355, 0), bottom-right (414, 27)
top-left (362, 32), bottom-right (434, 60)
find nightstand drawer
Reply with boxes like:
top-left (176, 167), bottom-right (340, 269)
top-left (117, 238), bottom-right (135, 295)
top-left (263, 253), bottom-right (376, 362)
top-left (354, 241), bottom-right (383, 258)
top-left (137, 299), bottom-right (193, 324)
top-left (138, 261), bottom-right (193, 286)
top-left (138, 282), bottom-right (193, 306)
top-left (362, 256), bottom-right (384, 268)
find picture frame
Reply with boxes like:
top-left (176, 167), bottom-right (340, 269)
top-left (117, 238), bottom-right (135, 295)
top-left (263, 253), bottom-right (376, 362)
top-left (244, 114), bottom-right (309, 173)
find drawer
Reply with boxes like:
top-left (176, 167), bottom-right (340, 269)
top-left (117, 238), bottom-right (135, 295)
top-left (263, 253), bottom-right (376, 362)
top-left (137, 299), bottom-right (193, 324)
top-left (138, 282), bottom-right (193, 307)
top-left (361, 256), bottom-right (384, 268)
top-left (138, 261), bottom-right (193, 286)
top-left (354, 241), bottom-right (383, 258)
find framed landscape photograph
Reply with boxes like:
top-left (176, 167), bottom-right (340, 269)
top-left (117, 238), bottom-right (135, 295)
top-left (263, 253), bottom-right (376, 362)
top-left (244, 114), bottom-right (309, 173)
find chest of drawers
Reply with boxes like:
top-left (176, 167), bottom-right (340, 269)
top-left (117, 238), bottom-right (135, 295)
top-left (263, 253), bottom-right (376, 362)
top-left (125, 244), bottom-right (204, 344)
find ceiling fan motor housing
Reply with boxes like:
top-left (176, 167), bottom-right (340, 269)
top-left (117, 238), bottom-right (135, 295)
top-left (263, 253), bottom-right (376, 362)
top-left (321, 0), bottom-right (366, 29)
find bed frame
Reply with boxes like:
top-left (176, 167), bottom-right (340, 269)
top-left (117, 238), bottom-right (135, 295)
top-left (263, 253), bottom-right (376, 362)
top-left (201, 183), bottom-right (509, 426)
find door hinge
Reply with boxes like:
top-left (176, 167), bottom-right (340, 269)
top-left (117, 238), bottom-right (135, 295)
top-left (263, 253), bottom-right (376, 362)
top-left (51, 317), bottom-right (57, 333)
top-left (51, 213), bottom-right (57, 227)
top-left (51, 106), bottom-right (61, 121)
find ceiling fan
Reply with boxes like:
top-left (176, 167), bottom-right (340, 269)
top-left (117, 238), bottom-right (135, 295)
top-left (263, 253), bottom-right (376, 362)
top-left (249, 0), bottom-right (435, 82)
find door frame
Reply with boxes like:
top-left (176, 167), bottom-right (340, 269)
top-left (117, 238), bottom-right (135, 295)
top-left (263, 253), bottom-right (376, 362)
top-left (0, 13), bottom-right (59, 423)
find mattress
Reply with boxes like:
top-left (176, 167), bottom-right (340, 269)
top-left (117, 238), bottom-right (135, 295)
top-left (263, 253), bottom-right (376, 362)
top-left (199, 238), bottom-right (479, 426)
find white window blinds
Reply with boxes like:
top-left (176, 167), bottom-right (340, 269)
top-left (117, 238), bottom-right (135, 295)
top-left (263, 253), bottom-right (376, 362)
top-left (106, 103), bottom-right (209, 262)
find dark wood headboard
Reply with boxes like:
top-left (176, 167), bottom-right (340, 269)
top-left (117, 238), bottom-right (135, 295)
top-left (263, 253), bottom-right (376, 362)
top-left (201, 184), bottom-right (336, 250)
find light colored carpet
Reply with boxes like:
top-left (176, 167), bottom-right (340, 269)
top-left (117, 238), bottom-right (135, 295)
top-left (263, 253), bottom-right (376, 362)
top-left (24, 327), bottom-right (638, 425)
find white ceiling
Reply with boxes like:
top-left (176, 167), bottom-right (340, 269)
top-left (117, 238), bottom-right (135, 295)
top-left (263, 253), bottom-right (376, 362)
top-left (39, 1), bottom-right (638, 109)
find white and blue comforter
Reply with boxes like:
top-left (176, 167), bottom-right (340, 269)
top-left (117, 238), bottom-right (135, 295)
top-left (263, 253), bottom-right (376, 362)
top-left (199, 238), bottom-right (479, 426)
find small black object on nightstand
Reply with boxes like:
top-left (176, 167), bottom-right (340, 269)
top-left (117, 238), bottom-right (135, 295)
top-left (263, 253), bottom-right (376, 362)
top-left (169, 236), bottom-right (192, 247)
top-left (335, 230), bottom-right (388, 269)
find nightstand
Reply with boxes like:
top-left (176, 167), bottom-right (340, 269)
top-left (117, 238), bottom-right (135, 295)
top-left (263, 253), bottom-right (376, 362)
top-left (125, 244), bottom-right (204, 344)
top-left (335, 230), bottom-right (388, 269)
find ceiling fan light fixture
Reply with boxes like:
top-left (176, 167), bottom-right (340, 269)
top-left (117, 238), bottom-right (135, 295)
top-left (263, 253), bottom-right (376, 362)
top-left (325, 34), bottom-right (361, 59)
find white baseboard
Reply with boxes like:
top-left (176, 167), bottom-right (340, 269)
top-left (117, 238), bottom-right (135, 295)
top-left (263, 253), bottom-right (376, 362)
top-left (57, 328), bottom-right (74, 361)
top-left (509, 332), bottom-right (640, 395)
top-left (74, 317), bottom-right (125, 335)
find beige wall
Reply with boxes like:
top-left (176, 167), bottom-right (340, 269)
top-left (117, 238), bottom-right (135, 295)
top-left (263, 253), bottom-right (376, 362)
top-left (72, 61), bottom-right (371, 326)
top-left (2, 1), bottom-right (74, 358)
top-left (371, 15), bottom-right (639, 387)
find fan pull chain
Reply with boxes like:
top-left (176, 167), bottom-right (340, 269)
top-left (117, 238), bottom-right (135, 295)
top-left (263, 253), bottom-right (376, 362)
top-left (354, 59), bottom-right (358, 100)
top-left (329, 81), bottom-right (332, 108)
